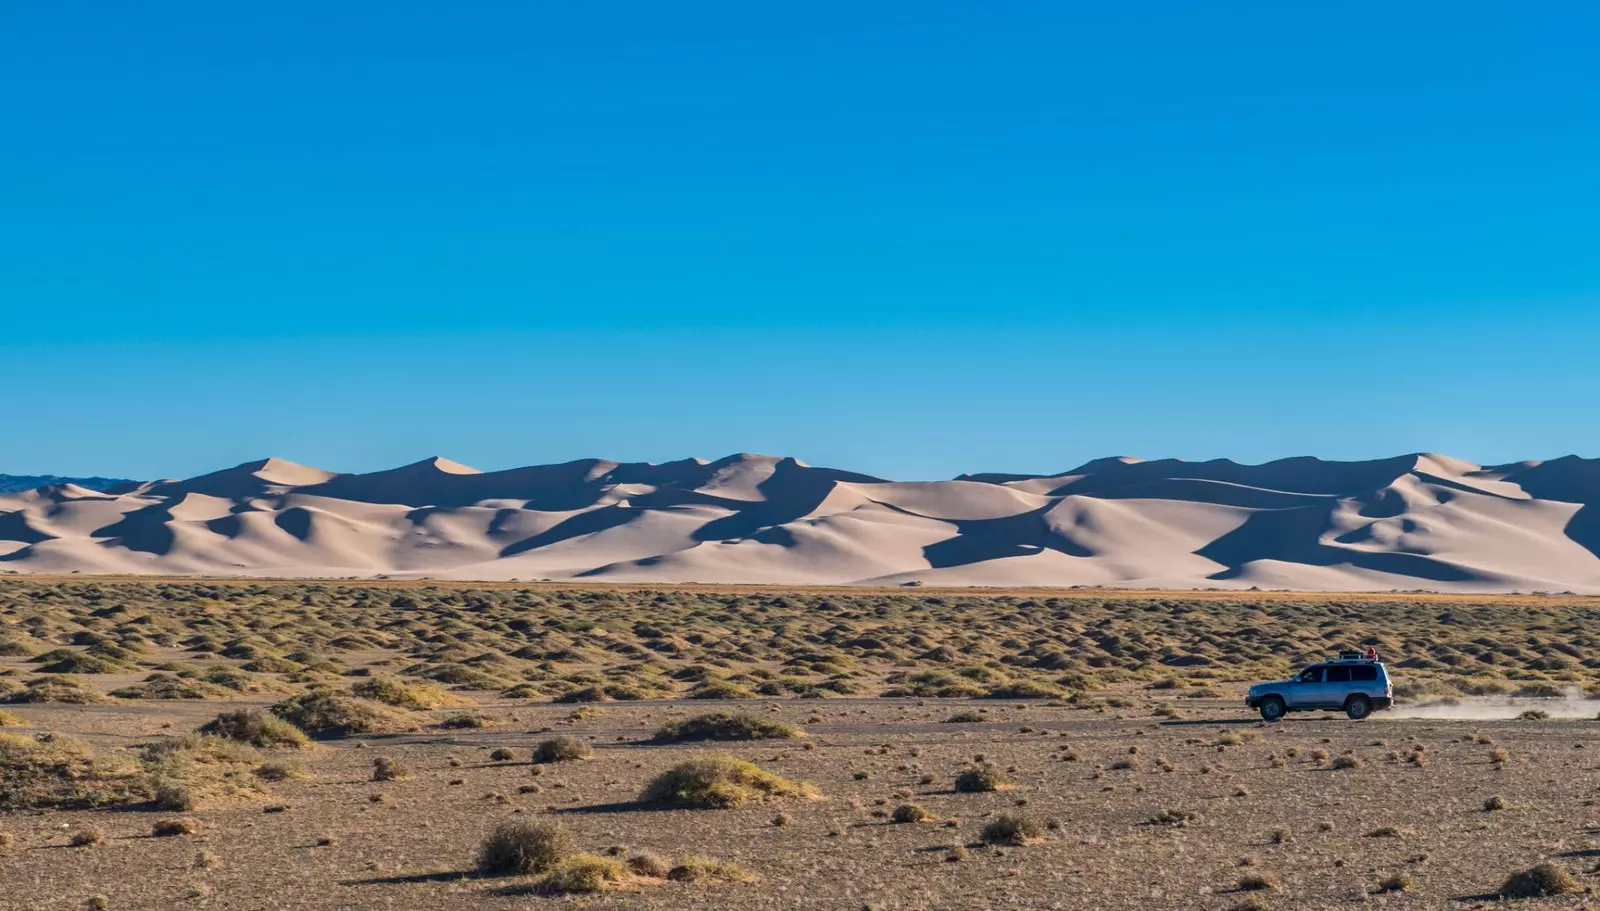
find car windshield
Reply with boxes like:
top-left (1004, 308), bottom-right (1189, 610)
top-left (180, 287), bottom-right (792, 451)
top-left (1298, 667), bottom-right (1322, 683)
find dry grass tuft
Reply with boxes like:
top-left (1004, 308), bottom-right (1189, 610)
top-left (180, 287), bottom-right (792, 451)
top-left (667, 853), bottom-right (756, 883)
top-left (268, 688), bottom-right (417, 739)
top-left (372, 757), bottom-right (411, 781)
top-left (152, 818), bottom-right (201, 837)
top-left (653, 712), bottom-right (803, 743)
top-left (980, 814), bottom-right (1045, 846)
top-left (1374, 872), bottom-right (1413, 893)
top-left (891, 803), bottom-right (934, 823)
top-left (1500, 861), bottom-right (1582, 898)
top-left (351, 676), bottom-right (471, 710)
top-left (640, 756), bottom-right (817, 809)
top-left (198, 710), bottom-right (309, 750)
top-left (0, 731), bottom-right (149, 811)
top-left (533, 853), bottom-right (628, 894)
top-left (628, 852), bottom-right (672, 878)
top-left (954, 762), bottom-right (1013, 793)
top-left (532, 736), bottom-right (593, 764)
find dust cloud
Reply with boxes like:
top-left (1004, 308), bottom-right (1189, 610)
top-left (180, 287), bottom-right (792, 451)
top-left (1392, 687), bottom-right (1598, 720)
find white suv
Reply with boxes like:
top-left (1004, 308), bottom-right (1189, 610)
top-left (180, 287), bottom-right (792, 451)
top-left (1246, 651), bottom-right (1394, 721)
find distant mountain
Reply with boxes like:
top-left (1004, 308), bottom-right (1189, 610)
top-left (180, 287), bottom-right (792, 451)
top-left (2, 453), bottom-right (1599, 592)
top-left (0, 474), bottom-right (136, 495)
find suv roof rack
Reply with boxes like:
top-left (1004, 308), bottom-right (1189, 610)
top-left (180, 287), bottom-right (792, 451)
top-left (1336, 649), bottom-right (1379, 662)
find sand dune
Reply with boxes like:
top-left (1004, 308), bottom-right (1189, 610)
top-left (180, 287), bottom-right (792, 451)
top-left (4, 452), bottom-right (1600, 590)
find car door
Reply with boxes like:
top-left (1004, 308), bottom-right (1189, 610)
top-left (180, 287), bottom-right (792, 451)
top-left (1288, 666), bottom-right (1325, 707)
top-left (1322, 665), bottom-right (1353, 707)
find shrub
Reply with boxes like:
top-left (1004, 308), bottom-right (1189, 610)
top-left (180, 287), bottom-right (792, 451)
top-left (666, 854), bottom-right (755, 883)
top-left (980, 814), bottom-right (1045, 846)
top-left (653, 712), bottom-right (802, 743)
top-left (1517, 709), bottom-right (1551, 721)
top-left (198, 710), bottom-right (308, 749)
top-left (1375, 872), bottom-right (1413, 893)
top-left (351, 676), bottom-right (470, 710)
top-left (640, 756), bottom-right (817, 809)
top-left (0, 711), bottom-right (22, 727)
top-left (1149, 808), bottom-right (1199, 826)
top-left (1331, 755), bottom-right (1362, 770)
top-left (532, 737), bottom-right (593, 763)
top-left (1485, 795), bottom-right (1508, 811)
top-left (954, 763), bottom-right (1012, 793)
top-left (477, 820), bottom-right (575, 875)
top-left (152, 818), bottom-right (201, 837)
top-left (269, 688), bottom-right (416, 739)
top-left (33, 650), bottom-right (125, 675)
top-left (688, 680), bottom-right (759, 700)
top-left (372, 757), bottom-right (411, 781)
top-left (110, 674), bottom-right (224, 700)
top-left (490, 747), bottom-right (516, 762)
top-left (534, 854), bottom-right (627, 894)
top-left (3, 676), bottom-right (105, 705)
top-left (553, 686), bottom-right (611, 704)
top-left (981, 681), bottom-right (1064, 699)
top-left (70, 826), bottom-right (106, 847)
top-left (255, 760), bottom-right (304, 782)
top-left (627, 852), bottom-right (672, 878)
top-left (1237, 872), bottom-right (1280, 891)
top-left (0, 732), bottom-right (148, 811)
top-left (891, 804), bottom-right (933, 823)
top-left (942, 711), bottom-right (984, 723)
top-left (1500, 861), bottom-right (1582, 898)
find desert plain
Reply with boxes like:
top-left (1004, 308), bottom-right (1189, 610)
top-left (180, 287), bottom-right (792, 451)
top-left (3, 580), bottom-right (1600, 909)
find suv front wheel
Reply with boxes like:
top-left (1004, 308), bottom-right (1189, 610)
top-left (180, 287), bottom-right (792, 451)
top-left (1345, 695), bottom-right (1371, 720)
top-left (1259, 695), bottom-right (1286, 722)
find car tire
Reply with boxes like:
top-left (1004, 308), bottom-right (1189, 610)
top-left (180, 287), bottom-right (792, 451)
top-left (1259, 696), bottom-right (1286, 722)
top-left (1345, 695), bottom-right (1371, 720)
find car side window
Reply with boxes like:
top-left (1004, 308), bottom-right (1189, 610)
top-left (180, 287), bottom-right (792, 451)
top-left (1298, 667), bottom-right (1322, 683)
top-left (1325, 666), bottom-right (1352, 683)
top-left (1352, 666), bottom-right (1378, 682)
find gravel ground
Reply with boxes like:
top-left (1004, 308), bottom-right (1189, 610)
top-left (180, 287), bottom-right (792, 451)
top-left (4, 696), bottom-right (1599, 910)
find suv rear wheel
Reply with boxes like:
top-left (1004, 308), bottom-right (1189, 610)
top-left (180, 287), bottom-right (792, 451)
top-left (1259, 695), bottom-right (1286, 722)
top-left (1345, 695), bottom-right (1371, 720)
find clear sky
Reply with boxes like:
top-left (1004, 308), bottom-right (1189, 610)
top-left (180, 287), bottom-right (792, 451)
top-left (4, 2), bottom-right (1597, 481)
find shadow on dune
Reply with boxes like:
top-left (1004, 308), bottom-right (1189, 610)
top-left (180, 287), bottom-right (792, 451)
top-left (1497, 456), bottom-right (1600, 560)
top-left (1197, 506), bottom-right (1481, 583)
top-left (922, 504), bottom-right (1092, 568)
top-left (88, 502), bottom-right (176, 556)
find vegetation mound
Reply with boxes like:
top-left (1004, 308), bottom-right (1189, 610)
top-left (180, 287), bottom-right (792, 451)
top-left (269, 688), bottom-right (418, 739)
top-left (640, 755), bottom-right (817, 809)
top-left (0, 732), bottom-right (148, 811)
top-left (653, 712), bottom-right (803, 743)
top-left (198, 710), bottom-right (309, 749)
top-left (478, 820), bottom-right (575, 875)
top-left (352, 676), bottom-right (472, 710)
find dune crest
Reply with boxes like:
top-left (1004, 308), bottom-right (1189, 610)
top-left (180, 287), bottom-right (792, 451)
top-left (3, 453), bottom-right (1600, 591)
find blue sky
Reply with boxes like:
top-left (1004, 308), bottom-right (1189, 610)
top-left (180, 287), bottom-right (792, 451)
top-left (3, 2), bottom-right (1597, 480)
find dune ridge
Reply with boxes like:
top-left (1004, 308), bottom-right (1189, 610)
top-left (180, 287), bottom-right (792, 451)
top-left (4, 452), bottom-right (1600, 591)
